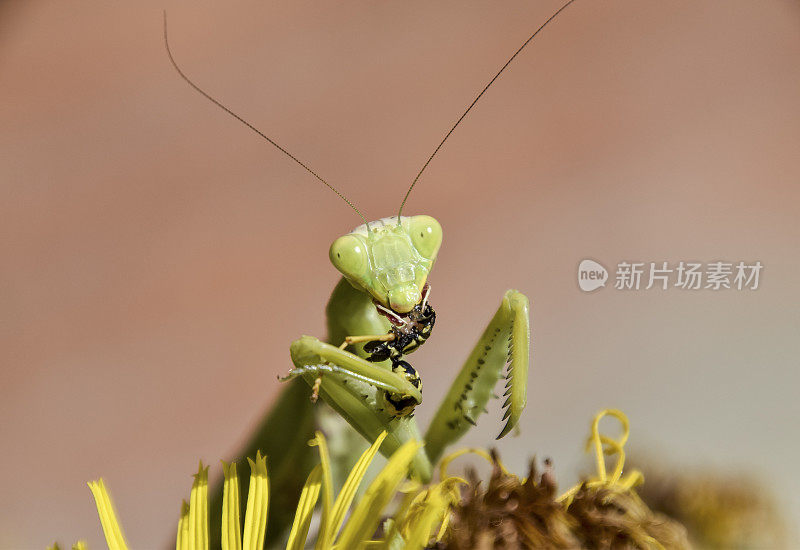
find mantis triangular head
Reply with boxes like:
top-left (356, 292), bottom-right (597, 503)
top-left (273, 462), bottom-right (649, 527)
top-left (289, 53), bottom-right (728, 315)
top-left (330, 215), bottom-right (442, 314)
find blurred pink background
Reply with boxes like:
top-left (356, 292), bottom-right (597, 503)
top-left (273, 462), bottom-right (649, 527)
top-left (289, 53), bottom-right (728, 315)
top-left (2, 1), bottom-right (799, 547)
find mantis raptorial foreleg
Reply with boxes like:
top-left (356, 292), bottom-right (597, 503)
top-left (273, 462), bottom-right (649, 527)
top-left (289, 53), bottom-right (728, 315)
top-left (284, 337), bottom-right (422, 402)
top-left (424, 290), bottom-right (530, 464)
top-left (285, 335), bottom-right (431, 480)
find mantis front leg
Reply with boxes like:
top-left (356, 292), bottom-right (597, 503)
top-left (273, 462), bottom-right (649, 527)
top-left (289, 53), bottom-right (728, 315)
top-left (424, 289), bottom-right (530, 464)
top-left (282, 277), bottom-right (434, 481)
top-left (285, 335), bottom-right (431, 481)
top-left (285, 337), bottom-right (421, 405)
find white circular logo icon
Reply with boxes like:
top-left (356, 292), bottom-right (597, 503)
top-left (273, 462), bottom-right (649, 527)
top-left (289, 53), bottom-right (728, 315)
top-left (578, 259), bottom-right (608, 292)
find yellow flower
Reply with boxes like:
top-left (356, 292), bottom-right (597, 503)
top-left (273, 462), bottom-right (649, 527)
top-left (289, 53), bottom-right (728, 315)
top-left (54, 410), bottom-right (696, 550)
top-left (74, 430), bottom-right (440, 550)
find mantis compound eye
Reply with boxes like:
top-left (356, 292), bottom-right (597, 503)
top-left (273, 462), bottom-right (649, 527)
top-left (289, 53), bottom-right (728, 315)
top-left (409, 215), bottom-right (442, 261)
top-left (330, 235), bottom-right (369, 278)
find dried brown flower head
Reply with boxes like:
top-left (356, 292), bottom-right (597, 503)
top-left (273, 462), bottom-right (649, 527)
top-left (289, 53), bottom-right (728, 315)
top-left (446, 452), bottom-right (577, 549)
top-left (443, 451), bottom-right (688, 550)
top-left (440, 409), bottom-right (690, 549)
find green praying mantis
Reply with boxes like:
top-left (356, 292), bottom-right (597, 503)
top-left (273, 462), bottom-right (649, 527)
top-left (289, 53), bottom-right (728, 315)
top-left (164, 0), bottom-right (577, 542)
top-left (282, 215), bottom-right (530, 480)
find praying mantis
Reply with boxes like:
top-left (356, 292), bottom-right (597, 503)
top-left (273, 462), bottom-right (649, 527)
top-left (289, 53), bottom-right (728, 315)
top-left (164, 0), bottom-right (577, 542)
top-left (281, 216), bottom-right (530, 480)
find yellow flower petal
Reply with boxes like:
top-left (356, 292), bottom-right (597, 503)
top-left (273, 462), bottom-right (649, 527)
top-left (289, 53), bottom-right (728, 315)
top-left (87, 478), bottom-right (129, 550)
top-left (286, 465), bottom-right (323, 550)
top-left (242, 451), bottom-right (269, 550)
top-left (398, 477), bottom-right (464, 549)
top-left (176, 500), bottom-right (190, 550)
top-left (558, 409), bottom-right (644, 507)
top-left (72, 542), bottom-right (88, 550)
top-left (188, 463), bottom-right (210, 550)
top-left (221, 461), bottom-right (242, 550)
top-left (328, 431), bottom-right (388, 542)
top-left (310, 432), bottom-right (333, 550)
top-left (378, 485), bottom-right (420, 549)
top-left (336, 439), bottom-right (422, 549)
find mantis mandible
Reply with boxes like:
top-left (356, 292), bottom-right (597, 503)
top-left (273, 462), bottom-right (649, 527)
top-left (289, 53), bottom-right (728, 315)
top-left (164, 0), bottom-right (576, 500)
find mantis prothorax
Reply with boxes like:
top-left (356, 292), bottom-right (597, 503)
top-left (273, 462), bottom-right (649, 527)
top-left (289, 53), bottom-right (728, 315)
top-left (164, 0), bottom-right (577, 527)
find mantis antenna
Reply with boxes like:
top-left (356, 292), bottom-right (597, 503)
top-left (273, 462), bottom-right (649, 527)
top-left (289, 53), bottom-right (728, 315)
top-left (396, 0), bottom-right (580, 221)
top-left (163, 12), bottom-right (370, 227)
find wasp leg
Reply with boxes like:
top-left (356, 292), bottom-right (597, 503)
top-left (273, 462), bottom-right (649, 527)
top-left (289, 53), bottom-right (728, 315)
top-left (423, 290), bottom-right (530, 464)
top-left (338, 333), bottom-right (395, 350)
